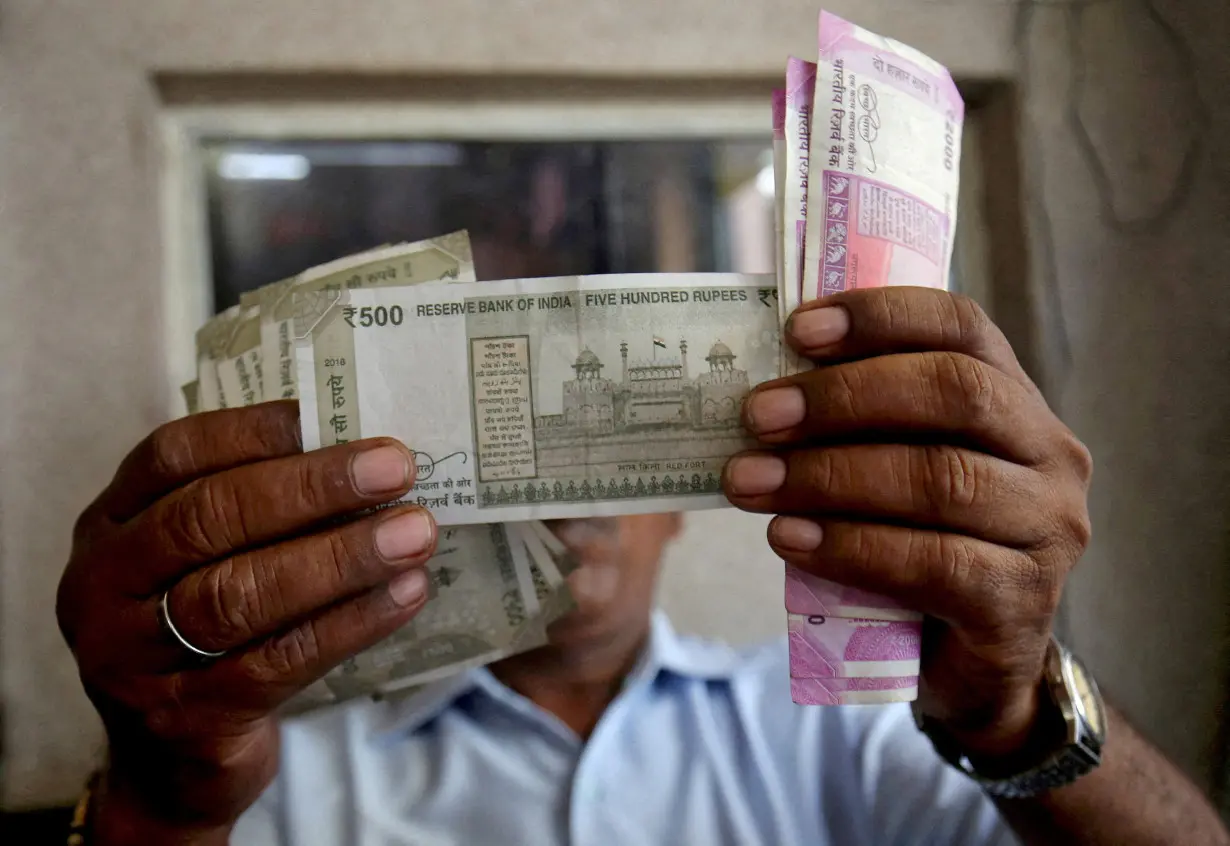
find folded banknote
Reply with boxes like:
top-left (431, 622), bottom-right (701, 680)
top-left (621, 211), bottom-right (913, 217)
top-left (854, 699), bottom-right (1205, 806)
top-left (261, 234), bottom-right (476, 402)
top-left (780, 56), bottom-right (816, 378)
top-left (282, 519), bottom-right (579, 711)
top-left (196, 236), bottom-right (476, 413)
top-left (772, 87), bottom-right (788, 376)
top-left (311, 523), bottom-right (545, 701)
top-left (194, 303), bottom-right (240, 412)
top-left (513, 523), bottom-right (580, 625)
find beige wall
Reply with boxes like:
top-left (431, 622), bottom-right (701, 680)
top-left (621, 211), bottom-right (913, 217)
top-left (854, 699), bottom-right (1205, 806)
top-left (2, 0), bottom-right (1228, 810)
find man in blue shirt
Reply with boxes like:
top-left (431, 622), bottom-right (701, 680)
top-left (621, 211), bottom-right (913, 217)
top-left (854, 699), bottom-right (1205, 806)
top-left (59, 288), bottom-right (1228, 844)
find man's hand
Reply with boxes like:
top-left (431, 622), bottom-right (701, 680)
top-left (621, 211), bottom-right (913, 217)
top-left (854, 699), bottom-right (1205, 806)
top-left (723, 287), bottom-right (1093, 759)
top-left (57, 402), bottom-right (438, 843)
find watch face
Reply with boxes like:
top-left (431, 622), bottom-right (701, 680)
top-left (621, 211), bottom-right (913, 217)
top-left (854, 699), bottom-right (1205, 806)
top-left (1065, 655), bottom-right (1105, 742)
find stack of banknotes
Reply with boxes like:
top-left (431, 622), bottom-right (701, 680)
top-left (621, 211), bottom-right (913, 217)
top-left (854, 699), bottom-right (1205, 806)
top-left (187, 233), bottom-right (597, 711)
top-left (771, 12), bottom-right (964, 704)
top-left (184, 8), bottom-right (963, 710)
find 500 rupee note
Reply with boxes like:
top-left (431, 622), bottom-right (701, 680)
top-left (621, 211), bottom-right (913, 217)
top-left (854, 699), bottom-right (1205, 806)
top-left (295, 273), bottom-right (779, 525)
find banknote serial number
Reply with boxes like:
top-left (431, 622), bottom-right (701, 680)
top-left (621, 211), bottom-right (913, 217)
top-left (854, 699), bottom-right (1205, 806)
top-left (342, 305), bottom-right (405, 328)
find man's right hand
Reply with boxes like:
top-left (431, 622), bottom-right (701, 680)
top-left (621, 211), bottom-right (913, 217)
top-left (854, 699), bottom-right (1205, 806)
top-left (56, 401), bottom-right (438, 844)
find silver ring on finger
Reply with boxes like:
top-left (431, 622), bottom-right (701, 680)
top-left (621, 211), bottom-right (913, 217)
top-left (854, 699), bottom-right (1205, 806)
top-left (158, 590), bottom-right (227, 660)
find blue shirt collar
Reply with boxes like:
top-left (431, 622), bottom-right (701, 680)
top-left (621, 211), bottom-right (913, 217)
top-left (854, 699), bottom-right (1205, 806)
top-left (368, 610), bottom-right (744, 740)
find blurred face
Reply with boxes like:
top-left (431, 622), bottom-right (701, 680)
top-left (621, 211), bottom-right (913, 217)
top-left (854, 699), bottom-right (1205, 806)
top-left (542, 513), bottom-right (683, 648)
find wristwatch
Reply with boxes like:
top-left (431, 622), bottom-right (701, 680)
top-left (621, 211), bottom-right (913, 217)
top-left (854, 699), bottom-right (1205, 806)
top-left (913, 636), bottom-right (1106, 799)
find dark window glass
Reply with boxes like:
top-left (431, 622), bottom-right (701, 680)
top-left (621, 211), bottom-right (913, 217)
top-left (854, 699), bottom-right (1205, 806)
top-left (203, 139), bottom-right (774, 311)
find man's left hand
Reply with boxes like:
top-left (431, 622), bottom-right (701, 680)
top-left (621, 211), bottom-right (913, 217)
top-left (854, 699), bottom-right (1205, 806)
top-left (723, 287), bottom-right (1093, 759)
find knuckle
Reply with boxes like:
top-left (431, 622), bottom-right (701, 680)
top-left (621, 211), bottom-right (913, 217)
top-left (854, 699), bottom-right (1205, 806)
top-left (192, 560), bottom-right (266, 648)
top-left (138, 675), bottom-right (195, 741)
top-left (820, 365), bottom-right (862, 420)
top-left (1072, 509), bottom-right (1093, 551)
top-left (870, 286), bottom-right (911, 334)
top-left (835, 522), bottom-right (881, 567)
top-left (1058, 429), bottom-right (1095, 483)
top-left (145, 420), bottom-right (199, 484)
top-left (252, 402), bottom-right (303, 455)
top-left (933, 532), bottom-right (983, 603)
top-left (800, 449), bottom-right (845, 501)
top-left (1057, 498), bottom-right (1093, 554)
top-left (245, 624), bottom-right (321, 688)
top-left (293, 454), bottom-right (341, 515)
top-left (323, 525), bottom-right (370, 586)
top-left (872, 286), bottom-right (968, 342)
top-left (1014, 556), bottom-right (1064, 617)
top-left (841, 525), bottom-right (938, 596)
top-left (918, 445), bottom-right (982, 513)
top-left (142, 703), bottom-right (187, 742)
top-left (163, 478), bottom-right (242, 560)
top-left (945, 292), bottom-right (993, 349)
top-left (932, 352), bottom-right (998, 429)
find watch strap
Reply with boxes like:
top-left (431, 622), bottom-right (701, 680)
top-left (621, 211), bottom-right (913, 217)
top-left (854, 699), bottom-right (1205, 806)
top-left (913, 637), bottom-right (1103, 799)
top-left (971, 746), bottom-right (1100, 799)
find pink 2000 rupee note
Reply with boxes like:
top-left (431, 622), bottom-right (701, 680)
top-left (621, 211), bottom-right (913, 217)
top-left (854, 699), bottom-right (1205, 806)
top-left (790, 675), bottom-right (918, 706)
top-left (800, 11), bottom-right (964, 303)
top-left (785, 567), bottom-right (920, 622)
top-left (787, 11), bottom-right (963, 704)
top-left (781, 57), bottom-right (817, 377)
top-left (788, 613), bottom-right (921, 679)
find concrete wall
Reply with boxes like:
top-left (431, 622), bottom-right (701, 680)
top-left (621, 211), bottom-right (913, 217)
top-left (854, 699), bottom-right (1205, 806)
top-left (2, 0), bottom-right (1228, 809)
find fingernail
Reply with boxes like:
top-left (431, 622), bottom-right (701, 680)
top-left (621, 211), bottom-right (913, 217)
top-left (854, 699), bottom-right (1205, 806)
top-left (771, 517), bottom-right (824, 552)
top-left (746, 387), bottom-right (806, 434)
top-left (726, 455), bottom-right (787, 496)
top-left (388, 568), bottom-right (429, 607)
top-left (375, 510), bottom-right (435, 561)
top-left (789, 306), bottom-right (850, 349)
top-left (352, 445), bottom-right (411, 495)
